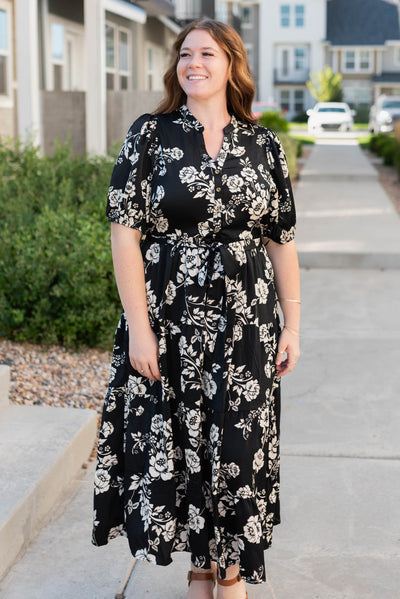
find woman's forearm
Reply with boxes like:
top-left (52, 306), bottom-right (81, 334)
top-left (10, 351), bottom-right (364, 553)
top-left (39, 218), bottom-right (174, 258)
top-left (110, 223), bottom-right (151, 333)
top-left (264, 239), bottom-right (301, 330)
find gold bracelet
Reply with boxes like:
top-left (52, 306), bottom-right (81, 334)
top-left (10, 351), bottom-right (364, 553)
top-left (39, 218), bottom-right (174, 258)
top-left (278, 298), bottom-right (301, 304)
top-left (284, 325), bottom-right (300, 336)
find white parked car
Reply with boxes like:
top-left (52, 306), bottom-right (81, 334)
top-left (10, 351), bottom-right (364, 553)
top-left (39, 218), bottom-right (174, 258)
top-left (369, 95), bottom-right (400, 134)
top-left (307, 102), bottom-right (355, 133)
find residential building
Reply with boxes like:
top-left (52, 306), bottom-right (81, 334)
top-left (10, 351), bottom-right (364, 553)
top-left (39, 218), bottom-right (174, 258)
top-left (0, 0), bottom-right (178, 155)
top-left (259, 0), bottom-right (326, 119)
top-left (259, 0), bottom-right (400, 120)
top-left (325, 0), bottom-right (400, 108)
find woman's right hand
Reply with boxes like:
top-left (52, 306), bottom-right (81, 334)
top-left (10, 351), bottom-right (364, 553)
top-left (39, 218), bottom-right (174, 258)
top-left (129, 323), bottom-right (161, 382)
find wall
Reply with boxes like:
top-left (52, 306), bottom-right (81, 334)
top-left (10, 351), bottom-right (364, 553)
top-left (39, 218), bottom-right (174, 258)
top-left (41, 90), bottom-right (86, 155)
top-left (106, 89), bottom-right (163, 151)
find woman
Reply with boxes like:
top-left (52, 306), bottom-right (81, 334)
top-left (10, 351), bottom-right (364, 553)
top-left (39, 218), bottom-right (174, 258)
top-left (92, 18), bottom-right (300, 599)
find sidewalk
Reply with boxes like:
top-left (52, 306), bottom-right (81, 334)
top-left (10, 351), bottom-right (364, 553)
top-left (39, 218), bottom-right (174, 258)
top-left (1, 139), bottom-right (399, 599)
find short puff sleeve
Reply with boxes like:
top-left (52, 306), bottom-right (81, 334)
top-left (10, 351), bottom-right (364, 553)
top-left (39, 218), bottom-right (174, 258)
top-left (106, 114), bottom-right (158, 234)
top-left (261, 130), bottom-right (296, 244)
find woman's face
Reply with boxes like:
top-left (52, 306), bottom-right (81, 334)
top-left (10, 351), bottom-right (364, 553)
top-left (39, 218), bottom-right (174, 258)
top-left (177, 29), bottom-right (230, 104)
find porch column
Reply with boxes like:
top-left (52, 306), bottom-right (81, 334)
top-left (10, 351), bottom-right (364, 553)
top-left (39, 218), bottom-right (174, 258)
top-left (84, 0), bottom-right (106, 155)
top-left (15, 0), bottom-right (42, 147)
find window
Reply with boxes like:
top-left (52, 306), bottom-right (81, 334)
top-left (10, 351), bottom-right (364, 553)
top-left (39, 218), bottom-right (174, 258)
top-left (359, 50), bottom-right (370, 71)
top-left (294, 47), bottom-right (305, 70)
top-left (345, 50), bottom-right (355, 70)
top-left (295, 5), bottom-right (304, 27)
top-left (0, 8), bottom-right (8, 95)
top-left (344, 49), bottom-right (372, 72)
top-left (282, 49), bottom-right (289, 76)
top-left (51, 23), bottom-right (64, 91)
top-left (280, 90), bottom-right (290, 111)
top-left (280, 5), bottom-right (290, 27)
top-left (241, 6), bottom-right (252, 25)
top-left (294, 89), bottom-right (304, 113)
top-left (105, 22), bottom-right (130, 91)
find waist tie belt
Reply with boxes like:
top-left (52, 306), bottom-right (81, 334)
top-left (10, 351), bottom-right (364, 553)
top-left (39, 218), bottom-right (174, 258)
top-left (145, 234), bottom-right (262, 279)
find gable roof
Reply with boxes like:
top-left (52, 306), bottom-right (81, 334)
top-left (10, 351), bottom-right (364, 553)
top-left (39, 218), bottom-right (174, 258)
top-left (326, 0), bottom-right (400, 45)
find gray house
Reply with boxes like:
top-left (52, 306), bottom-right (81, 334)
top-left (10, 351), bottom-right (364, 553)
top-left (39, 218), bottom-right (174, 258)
top-left (0, 0), bottom-right (178, 155)
top-left (326, 0), bottom-right (400, 107)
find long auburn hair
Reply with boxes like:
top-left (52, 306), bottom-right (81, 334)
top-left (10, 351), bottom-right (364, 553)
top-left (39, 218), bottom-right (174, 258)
top-left (154, 19), bottom-right (256, 124)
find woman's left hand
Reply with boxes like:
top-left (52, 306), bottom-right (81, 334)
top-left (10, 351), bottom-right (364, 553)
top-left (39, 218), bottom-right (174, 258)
top-left (275, 327), bottom-right (300, 377)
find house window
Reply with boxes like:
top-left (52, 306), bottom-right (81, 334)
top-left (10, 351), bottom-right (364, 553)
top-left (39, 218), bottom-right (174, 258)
top-left (359, 50), bottom-right (370, 71)
top-left (294, 47), bottom-right (306, 70)
top-left (280, 90), bottom-right (290, 111)
top-left (105, 22), bottom-right (130, 91)
top-left (294, 89), bottom-right (304, 113)
top-left (0, 8), bottom-right (8, 95)
top-left (282, 49), bottom-right (289, 76)
top-left (295, 5), bottom-right (304, 27)
top-left (51, 23), bottom-right (64, 91)
top-left (280, 5), bottom-right (290, 27)
top-left (345, 50), bottom-right (355, 70)
top-left (241, 6), bottom-right (252, 25)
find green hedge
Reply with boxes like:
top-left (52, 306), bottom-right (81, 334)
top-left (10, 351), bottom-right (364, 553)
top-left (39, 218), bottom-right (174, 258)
top-left (0, 139), bottom-right (120, 348)
top-left (369, 133), bottom-right (400, 171)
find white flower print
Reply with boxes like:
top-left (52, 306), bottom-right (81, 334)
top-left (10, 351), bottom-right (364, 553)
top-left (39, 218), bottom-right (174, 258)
top-left (94, 468), bottom-right (111, 494)
top-left (245, 379), bottom-right (260, 401)
top-left (236, 485), bottom-right (253, 500)
top-left (188, 504), bottom-right (205, 533)
top-left (179, 166), bottom-right (198, 184)
top-left (101, 421), bottom-right (114, 440)
top-left (149, 451), bottom-right (173, 480)
top-left (226, 174), bottom-right (244, 193)
top-left (243, 515), bottom-right (262, 544)
top-left (165, 280), bottom-right (176, 304)
top-left (209, 424), bottom-right (219, 444)
top-left (162, 519), bottom-right (176, 542)
top-left (252, 449), bottom-right (264, 473)
top-left (100, 453), bottom-right (118, 468)
top-left (255, 278), bottom-right (269, 304)
top-left (186, 409), bottom-right (201, 437)
top-left (145, 243), bottom-right (160, 264)
top-left (185, 448), bottom-right (201, 473)
top-left (202, 371), bottom-right (217, 399)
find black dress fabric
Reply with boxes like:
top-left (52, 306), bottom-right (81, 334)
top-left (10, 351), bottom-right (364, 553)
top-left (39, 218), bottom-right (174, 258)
top-left (92, 105), bottom-right (296, 584)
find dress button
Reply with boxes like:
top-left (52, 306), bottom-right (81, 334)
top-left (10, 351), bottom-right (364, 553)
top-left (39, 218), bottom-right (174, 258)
top-left (215, 169), bottom-right (220, 174)
top-left (215, 206), bottom-right (221, 213)
top-left (214, 226), bottom-right (221, 233)
top-left (216, 187), bottom-right (221, 192)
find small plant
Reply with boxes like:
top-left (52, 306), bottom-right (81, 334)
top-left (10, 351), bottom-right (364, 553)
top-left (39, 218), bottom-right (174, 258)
top-left (258, 111), bottom-right (289, 133)
top-left (0, 137), bottom-right (119, 348)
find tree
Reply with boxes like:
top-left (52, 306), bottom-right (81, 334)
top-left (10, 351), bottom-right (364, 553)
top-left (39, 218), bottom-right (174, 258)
top-left (306, 66), bottom-right (343, 102)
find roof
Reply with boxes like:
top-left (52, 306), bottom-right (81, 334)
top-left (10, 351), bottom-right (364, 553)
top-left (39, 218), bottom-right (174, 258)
top-left (326, 0), bottom-right (400, 46)
top-left (373, 72), bottom-right (400, 82)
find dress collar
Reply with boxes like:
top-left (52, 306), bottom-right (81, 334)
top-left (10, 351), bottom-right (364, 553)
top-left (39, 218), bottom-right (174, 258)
top-left (178, 104), bottom-right (237, 134)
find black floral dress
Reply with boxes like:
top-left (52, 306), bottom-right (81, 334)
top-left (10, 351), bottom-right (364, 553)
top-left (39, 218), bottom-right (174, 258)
top-left (92, 105), bottom-right (296, 584)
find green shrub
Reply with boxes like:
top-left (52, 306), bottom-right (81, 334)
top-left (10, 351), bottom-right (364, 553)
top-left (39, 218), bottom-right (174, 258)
top-left (354, 105), bottom-right (369, 124)
top-left (0, 138), bottom-right (119, 348)
top-left (258, 111), bottom-right (289, 133)
top-left (292, 111), bottom-right (309, 123)
top-left (277, 133), bottom-right (300, 179)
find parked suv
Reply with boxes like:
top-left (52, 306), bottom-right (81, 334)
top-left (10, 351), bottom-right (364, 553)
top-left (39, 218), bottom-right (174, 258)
top-left (369, 95), bottom-right (400, 133)
top-left (307, 102), bottom-right (354, 133)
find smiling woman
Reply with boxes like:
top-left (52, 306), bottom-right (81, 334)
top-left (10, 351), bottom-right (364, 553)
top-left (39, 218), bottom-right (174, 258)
top-left (92, 18), bottom-right (300, 599)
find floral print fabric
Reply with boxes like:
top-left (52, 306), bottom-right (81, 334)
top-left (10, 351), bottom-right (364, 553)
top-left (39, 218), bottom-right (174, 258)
top-left (92, 105), bottom-right (296, 584)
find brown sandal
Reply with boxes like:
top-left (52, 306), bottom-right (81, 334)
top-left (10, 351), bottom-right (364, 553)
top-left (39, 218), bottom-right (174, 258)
top-left (217, 573), bottom-right (248, 598)
top-left (187, 570), bottom-right (216, 587)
